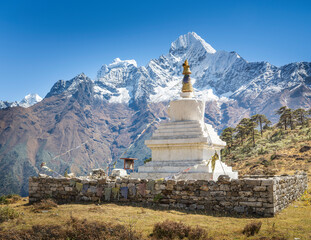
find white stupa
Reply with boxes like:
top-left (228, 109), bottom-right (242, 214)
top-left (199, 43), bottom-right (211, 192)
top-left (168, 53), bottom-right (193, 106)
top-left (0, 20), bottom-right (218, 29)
top-left (131, 60), bottom-right (238, 180)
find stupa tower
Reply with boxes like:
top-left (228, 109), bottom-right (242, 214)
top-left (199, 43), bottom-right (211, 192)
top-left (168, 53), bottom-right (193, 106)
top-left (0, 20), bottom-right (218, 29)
top-left (131, 60), bottom-right (238, 180)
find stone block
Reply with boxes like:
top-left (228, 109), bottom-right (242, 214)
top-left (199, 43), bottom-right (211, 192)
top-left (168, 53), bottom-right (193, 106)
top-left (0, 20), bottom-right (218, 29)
top-left (200, 185), bottom-right (209, 191)
top-left (254, 186), bottom-right (267, 192)
top-left (65, 187), bottom-right (73, 191)
top-left (233, 206), bottom-right (245, 213)
top-left (245, 179), bottom-right (262, 186)
top-left (240, 202), bottom-right (262, 207)
top-left (239, 191), bottom-right (253, 197)
top-left (261, 179), bottom-right (274, 186)
top-left (219, 184), bottom-right (230, 191)
top-left (197, 205), bottom-right (205, 210)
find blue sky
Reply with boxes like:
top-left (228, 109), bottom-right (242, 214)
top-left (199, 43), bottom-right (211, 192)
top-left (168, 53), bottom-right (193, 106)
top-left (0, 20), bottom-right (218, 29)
top-left (0, 0), bottom-right (310, 102)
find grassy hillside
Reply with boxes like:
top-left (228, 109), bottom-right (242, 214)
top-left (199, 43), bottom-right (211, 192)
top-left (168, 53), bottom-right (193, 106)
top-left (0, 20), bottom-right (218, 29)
top-left (221, 119), bottom-right (311, 178)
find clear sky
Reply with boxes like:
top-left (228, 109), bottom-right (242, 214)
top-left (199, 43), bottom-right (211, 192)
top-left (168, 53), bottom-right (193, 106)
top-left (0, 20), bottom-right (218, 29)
top-left (0, 0), bottom-right (310, 102)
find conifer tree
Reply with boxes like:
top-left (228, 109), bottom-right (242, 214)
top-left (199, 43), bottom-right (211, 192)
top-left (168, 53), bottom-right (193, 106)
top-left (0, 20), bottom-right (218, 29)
top-left (251, 114), bottom-right (270, 137)
top-left (293, 108), bottom-right (308, 127)
top-left (235, 118), bottom-right (253, 145)
top-left (276, 106), bottom-right (294, 130)
top-left (220, 127), bottom-right (235, 153)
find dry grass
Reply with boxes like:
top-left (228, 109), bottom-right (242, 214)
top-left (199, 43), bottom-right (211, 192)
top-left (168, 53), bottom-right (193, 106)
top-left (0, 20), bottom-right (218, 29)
top-left (242, 221), bottom-right (262, 237)
top-left (226, 137), bottom-right (311, 178)
top-left (0, 216), bottom-right (143, 240)
top-left (32, 199), bottom-right (58, 213)
top-left (0, 188), bottom-right (310, 240)
top-left (222, 121), bottom-right (311, 180)
top-left (151, 219), bottom-right (211, 239)
top-left (0, 206), bottom-right (19, 223)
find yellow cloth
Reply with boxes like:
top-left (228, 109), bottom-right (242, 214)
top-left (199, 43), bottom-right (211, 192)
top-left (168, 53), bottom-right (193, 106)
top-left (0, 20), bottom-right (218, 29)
top-left (75, 182), bottom-right (83, 192)
top-left (112, 187), bottom-right (120, 200)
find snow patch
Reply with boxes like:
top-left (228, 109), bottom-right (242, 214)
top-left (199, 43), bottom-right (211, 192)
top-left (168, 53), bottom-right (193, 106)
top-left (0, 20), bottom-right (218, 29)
top-left (109, 88), bottom-right (131, 103)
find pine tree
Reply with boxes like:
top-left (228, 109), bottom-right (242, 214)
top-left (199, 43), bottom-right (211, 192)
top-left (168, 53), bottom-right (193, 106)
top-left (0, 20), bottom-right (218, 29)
top-left (251, 114), bottom-right (270, 137)
top-left (293, 108), bottom-right (308, 127)
top-left (220, 127), bottom-right (235, 153)
top-left (276, 106), bottom-right (294, 130)
top-left (235, 118), bottom-right (253, 145)
top-left (249, 120), bottom-right (258, 146)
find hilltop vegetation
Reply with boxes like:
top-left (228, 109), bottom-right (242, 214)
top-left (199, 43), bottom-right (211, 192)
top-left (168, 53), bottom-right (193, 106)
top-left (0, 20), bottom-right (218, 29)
top-left (221, 107), bottom-right (311, 176)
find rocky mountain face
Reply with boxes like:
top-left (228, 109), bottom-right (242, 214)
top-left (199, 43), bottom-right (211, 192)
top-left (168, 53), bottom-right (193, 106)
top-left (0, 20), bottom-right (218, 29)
top-left (0, 32), bottom-right (310, 196)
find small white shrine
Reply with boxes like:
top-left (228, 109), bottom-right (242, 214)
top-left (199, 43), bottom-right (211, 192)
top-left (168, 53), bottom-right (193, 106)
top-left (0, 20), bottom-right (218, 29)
top-left (131, 60), bottom-right (238, 180)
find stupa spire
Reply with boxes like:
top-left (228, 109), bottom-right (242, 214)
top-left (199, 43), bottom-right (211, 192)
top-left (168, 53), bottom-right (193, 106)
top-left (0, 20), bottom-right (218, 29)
top-left (181, 59), bottom-right (194, 98)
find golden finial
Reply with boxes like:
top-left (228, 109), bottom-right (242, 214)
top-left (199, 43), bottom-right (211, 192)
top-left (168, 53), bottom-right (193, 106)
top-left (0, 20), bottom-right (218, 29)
top-left (181, 59), bottom-right (193, 93)
top-left (182, 59), bottom-right (192, 75)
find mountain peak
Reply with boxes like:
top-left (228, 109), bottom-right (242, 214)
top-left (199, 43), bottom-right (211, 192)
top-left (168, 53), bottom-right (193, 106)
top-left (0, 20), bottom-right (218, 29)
top-left (97, 58), bottom-right (138, 81)
top-left (110, 58), bottom-right (137, 68)
top-left (78, 72), bottom-right (86, 77)
top-left (169, 32), bottom-right (216, 56)
top-left (19, 93), bottom-right (42, 108)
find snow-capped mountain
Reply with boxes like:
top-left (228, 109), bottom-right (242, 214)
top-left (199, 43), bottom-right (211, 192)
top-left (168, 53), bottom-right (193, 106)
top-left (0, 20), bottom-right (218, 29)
top-left (19, 94), bottom-right (43, 108)
top-left (86, 32), bottom-right (307, 108)
top-left (4, 32), bottom-right (311, 114)
top-left (44, 32), bottom-right (311, 124)
top-left (0, 93), bottom-right (42, 109)
top-left (0, 100), bottom-right (19, 109)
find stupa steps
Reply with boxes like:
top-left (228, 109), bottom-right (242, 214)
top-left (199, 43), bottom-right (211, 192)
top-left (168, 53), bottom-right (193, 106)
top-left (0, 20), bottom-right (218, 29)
top-left (130, 172), bottom-right (218, 180)
top-left (143, 160), bottom-right (206, 166)
top-left (151, 134), bottom-right (204, 140)
top-left (160, 120), bottom-right (201, 127)
top-left (137, 165), bottom-right (233, 174)
top-left (152, 130), bottom-right (204, 137)
top-left (155, 126), bottom-right (202, 133)
top-left (139, 160), bottom-right (233, 171)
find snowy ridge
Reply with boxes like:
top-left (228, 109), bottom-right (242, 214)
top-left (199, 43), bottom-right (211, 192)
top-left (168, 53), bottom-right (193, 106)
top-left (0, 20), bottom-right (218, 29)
top-left (38, 32), bottom-right (311, 112)
top-left (19, 94), bottom-right (43, 108)
top-left (0, 94), bottom-right (42, 109)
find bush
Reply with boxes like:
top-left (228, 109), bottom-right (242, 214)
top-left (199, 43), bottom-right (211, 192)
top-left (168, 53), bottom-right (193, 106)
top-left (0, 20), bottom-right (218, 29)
top-left (0, 194), bottom-right (22, 204)
top-left (32, 199), bottom-right (58, 212)
top-left (258, 147), bottom-right (268, 155)
top-left (299, 190), bottom-right (311, 206)
top-left (242, 221), bottom-right (262, 237)
top-left (0, 206), bottom-right (19, 223)
top-left (270, 153), bottom-right (277, 161)
top-left (151, 220), bottom-right (211, 240)
top-left (0, 196), bottom-right (9, 204)
top-left (269, 130), bottom-right (284, 142)
top-left (144, 157), bottom-right (152, 164)
top-left (0, 217), bottom-right (143, 240)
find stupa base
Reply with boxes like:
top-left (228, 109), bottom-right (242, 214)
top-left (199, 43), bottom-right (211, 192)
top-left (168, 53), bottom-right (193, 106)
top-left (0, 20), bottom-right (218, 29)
top-left (131, 160), bottom-right (238, 181)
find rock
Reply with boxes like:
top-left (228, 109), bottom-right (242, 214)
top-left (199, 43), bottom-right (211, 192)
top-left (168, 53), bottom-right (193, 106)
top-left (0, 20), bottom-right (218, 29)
top-left (299, 146), bottom-right (311, 153)
top-left (217, 175), bottom-right (231, 183)
top-left (38, 174), bottom-right (48, 178)
top-left (234, 206), bottom-right (245, 213)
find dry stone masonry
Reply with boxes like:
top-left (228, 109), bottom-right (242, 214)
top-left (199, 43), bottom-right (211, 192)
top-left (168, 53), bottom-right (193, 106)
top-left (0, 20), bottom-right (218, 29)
top-left (29, 173), bottom-right (307, 217)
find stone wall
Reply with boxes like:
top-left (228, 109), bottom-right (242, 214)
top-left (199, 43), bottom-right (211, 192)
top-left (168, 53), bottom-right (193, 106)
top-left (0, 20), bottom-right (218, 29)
top-left (29, 173), bottom-right (308, 217)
